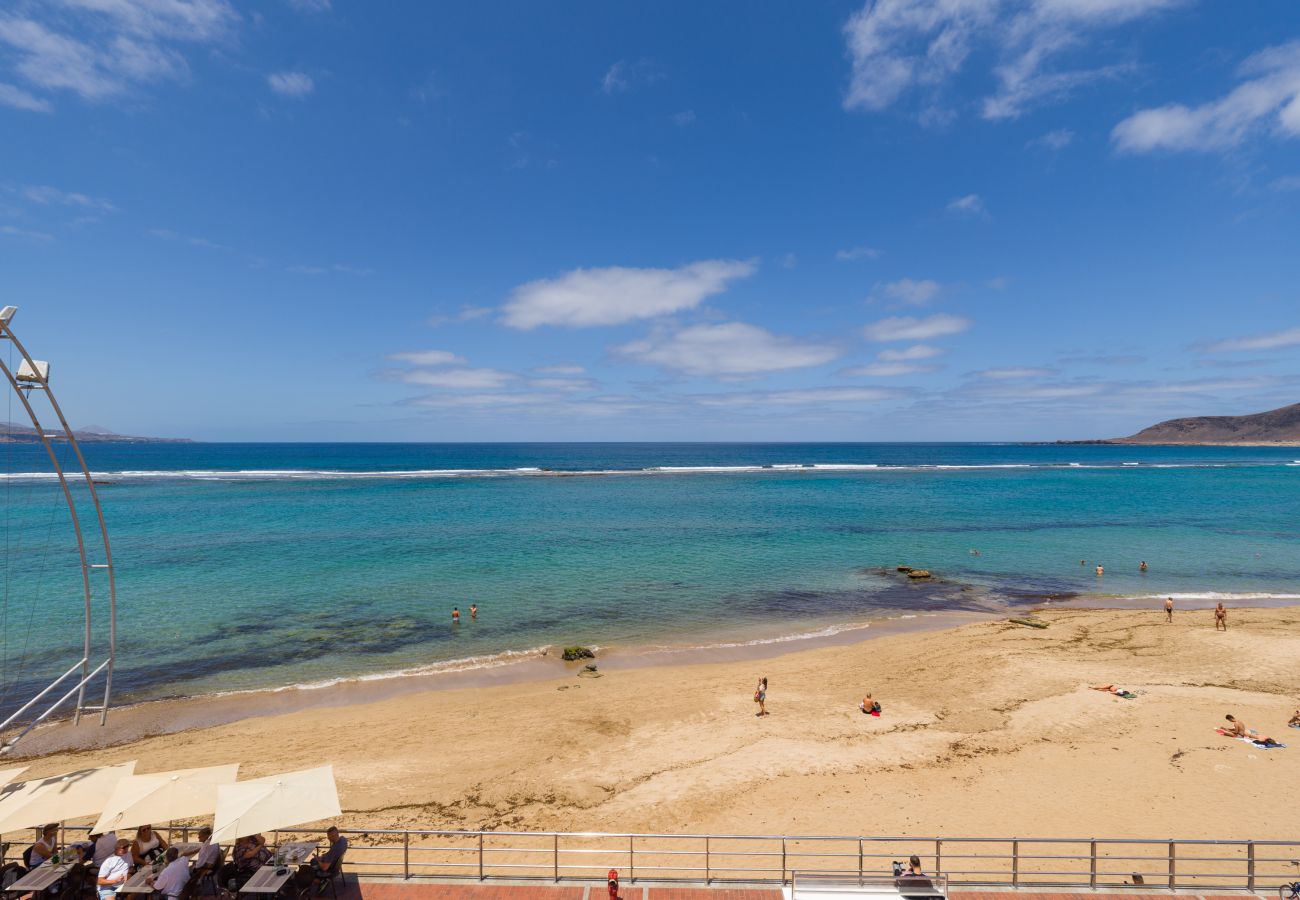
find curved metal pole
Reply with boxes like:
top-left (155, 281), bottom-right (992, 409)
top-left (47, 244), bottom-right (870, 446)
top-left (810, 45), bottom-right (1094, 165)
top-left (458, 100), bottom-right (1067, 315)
top-left (4, 329), bottom-right (116, 724)
top-left (0, 317), bottom-right (115, 751)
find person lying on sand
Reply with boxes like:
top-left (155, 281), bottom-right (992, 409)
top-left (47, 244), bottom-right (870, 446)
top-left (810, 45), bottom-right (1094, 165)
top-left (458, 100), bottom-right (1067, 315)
top-left (1288, 709), bottom-right (1300, 728)
top-left (1091, 684), bottom-right (1138, 698)
top-left (1223, 714), bottom-right (1282, 747)
top-left (859, 693), bottom-right (882, 716)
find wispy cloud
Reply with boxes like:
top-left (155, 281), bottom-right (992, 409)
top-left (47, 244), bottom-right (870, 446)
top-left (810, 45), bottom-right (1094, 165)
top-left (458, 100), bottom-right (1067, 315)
top-left (0, 0), bottom-right (237, 107)
top-left (879, 344), bottom-right (944, 361)
top-left (533, 364), bottom-right (585, 376)
top-left (0, 82), bottom-right (51, 112)
top-left (398, 368), bottom-right (516, 390)
top-left (288, 263), bottom-right (371, 276)
top-left (1203, 325), bottom-right (1300, 353)
top-left (619, 322), bottom-right (839, 377)
top-left (21, 184), bottom-right (115, 211)
top-left (875, 277), bottom-right (941, 306)
top-left (695, 386), bottom-right (902, 407)
top-left (1113, 40), bottom-right (1300, 153)
top-left (601, 58), bottom-right (664, 95)
top-left (977, 366), bottom-right (1055, 379)
top-left (0, 224), bottom-right (54, 241)
top-left (427, 305), bottom-right (493, 327)
top-left (387, 350), bottom-right (466, 366)
top-left (842, 0), bottom-right (1177, 121)
top-left (147, 227), bottom-right (235, 253)
top-left (946, 193), bottom-right (986, 217)
top-left (502, 259), bottom-right (756, 329)
top-left (835, 244), bottom-right (881, 261)
top-left (287, 0), bottom-right (331, 12)
top-left (268, 71), bottom-right (313, 98)
top-left (864, 313), bottom-right (971, 342)
top-left (841, 361), bottom-right (940, 377)
top-left (670, 109), bottom-right (696, 126)
top-left (1030, 128), bottom-right (1075, 150)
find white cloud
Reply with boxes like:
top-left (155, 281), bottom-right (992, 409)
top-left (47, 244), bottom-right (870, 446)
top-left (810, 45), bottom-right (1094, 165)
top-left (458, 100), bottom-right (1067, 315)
top-left (842, 0), bottom-right (1178, 121)
top-left (288, 263), bottom-right (371, 275)
top-left (877, 277), bottom-right (941, 306)
top-left (779, 253), bottom-right (798, 269)
top-left (1113, 40), bottom-right (1300, 153)
top-left (879, 344), bottom-right (944, 361)
top-left (533, 364), bottom-right (585, 375)
top-left (427, 305), bottom-right (492, 327)
top-left (287, 0), bottom-right (331, 12)
top-left (398, 368), bottom-right (516, 390)
top-left (1031, 128), bottom-right (1075, 150)
top-left (1204, 325), bottom-right (1300, 353)
top-left (696, 387), bottom-right (901, 407)
top-left (22, 184), bottom-right (115, 210)
top-left (387, 350), bottom-right (465, 366)
top-left (670, 109), bottom-right (696, 126)
top-left (0, 224), bottom-right (54, 241)
top-left (528, 377), bottom-right (594, 392)
top-left (502, 259), bottom-right (756, 329)
top-left (946, 193), bottom-right (986, 217)
top-left (835, 244), bottom-right (881, 261)
top-left (842, 362), bottom-right (940, 377)
top-left (864, 313), bottom-right (971, 341)
top-left (619, 322), bottom-right (839, 377)
top-left (0, 82), bottom-right (51, 112)
top-left (0, 1), bottom-right (236, 105)
top-left (1271, 175), bottom-right (1300, 192)
top-left (268, 71), bottom-right (313, 98)
top-left (601, 59), bottom-right (663, 95)
top-left (978, 366), bottom-right (1055, 379)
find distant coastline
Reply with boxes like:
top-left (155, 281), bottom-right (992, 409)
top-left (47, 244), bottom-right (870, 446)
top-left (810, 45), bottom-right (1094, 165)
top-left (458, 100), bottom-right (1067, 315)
top-left (0, 423), bottom-right (191, 443)
top-left (1063, 400), bottom-right (1300, 446)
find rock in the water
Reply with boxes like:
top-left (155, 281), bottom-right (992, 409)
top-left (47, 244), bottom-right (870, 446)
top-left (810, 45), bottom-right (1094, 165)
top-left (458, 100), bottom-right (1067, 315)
top-left (562, 646), bottom-right (596, 661)
top-left (906, 569), bottom-right (932, 579)
top-left (896, 565), bottom-right (914, 573)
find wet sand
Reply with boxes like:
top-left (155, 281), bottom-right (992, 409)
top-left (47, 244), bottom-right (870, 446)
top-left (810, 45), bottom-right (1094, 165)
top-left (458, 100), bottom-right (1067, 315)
top-left (8, 606), bottom-right (1300, 840)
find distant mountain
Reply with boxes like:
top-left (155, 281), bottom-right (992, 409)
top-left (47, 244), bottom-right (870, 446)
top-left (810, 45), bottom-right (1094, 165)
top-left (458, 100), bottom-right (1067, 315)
top-left (0, 422), bottom-right (190, 443)
top-left (1102, 402), bottom-right (1300, 445)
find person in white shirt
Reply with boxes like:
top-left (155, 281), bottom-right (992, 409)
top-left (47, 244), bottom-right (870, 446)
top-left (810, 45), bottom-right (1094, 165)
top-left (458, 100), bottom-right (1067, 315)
top-left (193, 827), bottom-right (221, 872)
top-left (93, 832), bottom-right (118, 867)
top-left (97, 839), bottom-right (132, 900)
top-left (28, 824), bottom-right (59, 867)
top-left (149, 848), bottom-right (190, 900)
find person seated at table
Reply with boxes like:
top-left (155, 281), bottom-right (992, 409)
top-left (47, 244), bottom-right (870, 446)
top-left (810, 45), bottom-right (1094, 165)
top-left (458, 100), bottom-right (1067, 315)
top-left (92, 832), bottom-right (118, 867)
top-left (96, 840), bottom-right (132, 900)
top-left (221, 834), bottom-right (270, 890)
top-left (193, 826), bottom-right (222, 875)
top-left (27, 824), bottom-right (60, 868)
top-left (130, 825), bottom-right (168, 867)
top-left (148, 848), bottom-right (190, 900)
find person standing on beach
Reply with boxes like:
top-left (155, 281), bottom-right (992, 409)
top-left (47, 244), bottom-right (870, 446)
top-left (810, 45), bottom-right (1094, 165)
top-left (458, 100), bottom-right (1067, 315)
top-left (452, 607), bottom-right (460, 624)
top-left (470, 603), bottom-right (477, 620)
top-left (1214, 602), bottom-right (1227, 631)
top-left (1164, 597), bottom-right (1173, 623)
top-left (754, 677), bottom-right (768, 717)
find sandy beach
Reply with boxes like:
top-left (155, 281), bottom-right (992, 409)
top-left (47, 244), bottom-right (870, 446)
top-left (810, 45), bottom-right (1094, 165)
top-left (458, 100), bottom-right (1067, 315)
top-left (9, 606), bottom-right (1300, 841)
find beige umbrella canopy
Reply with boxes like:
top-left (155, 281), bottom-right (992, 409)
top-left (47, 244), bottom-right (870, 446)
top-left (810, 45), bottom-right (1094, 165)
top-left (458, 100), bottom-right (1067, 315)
top-left (210, 766), bottom-right (340, 844)
top-left (0, 766), bottom-right (29, 787)
top-left (0, 761), bottom-right (136, 833)
top-left (92, 764), bottom-right (239, 835)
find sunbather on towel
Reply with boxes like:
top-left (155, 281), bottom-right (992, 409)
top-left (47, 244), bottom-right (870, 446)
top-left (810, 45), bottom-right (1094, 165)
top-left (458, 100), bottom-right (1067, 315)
top-left (1091, 684), bottom-right (1137, 698)
top-left (1224, 714), bottom-right (1282, 747)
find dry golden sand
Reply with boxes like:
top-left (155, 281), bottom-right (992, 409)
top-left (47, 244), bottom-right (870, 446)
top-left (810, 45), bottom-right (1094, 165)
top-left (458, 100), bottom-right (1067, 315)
top-left (13, 607), bottom-right (1300, 839)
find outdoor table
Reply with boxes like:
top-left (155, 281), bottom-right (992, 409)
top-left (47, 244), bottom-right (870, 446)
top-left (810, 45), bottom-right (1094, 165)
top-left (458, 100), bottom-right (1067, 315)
top-left (6, 861), bottom-right (74, 893)
top-left (238, 843), bottom-right (317, 894)
top-left (117, 865), bottom-right (162, 894)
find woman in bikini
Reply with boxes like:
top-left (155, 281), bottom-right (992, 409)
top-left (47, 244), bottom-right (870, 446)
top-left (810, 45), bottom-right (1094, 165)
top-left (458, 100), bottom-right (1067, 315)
top-left (754, 677), bottom-right (768, 717)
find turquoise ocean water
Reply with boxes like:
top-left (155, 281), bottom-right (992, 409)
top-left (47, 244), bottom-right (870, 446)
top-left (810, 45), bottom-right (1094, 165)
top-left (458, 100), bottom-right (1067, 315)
top-left (1, 442), bottom-right (1298, 715)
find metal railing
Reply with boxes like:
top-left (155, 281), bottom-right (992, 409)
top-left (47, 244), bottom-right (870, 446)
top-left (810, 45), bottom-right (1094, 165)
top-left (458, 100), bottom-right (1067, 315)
top-left (2, 826), bottom-right (1296, 891)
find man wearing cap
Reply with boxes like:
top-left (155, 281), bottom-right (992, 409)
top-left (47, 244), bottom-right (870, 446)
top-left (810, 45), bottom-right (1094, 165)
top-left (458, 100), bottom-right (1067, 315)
top-left (96, 839), bottom-right (132, 900)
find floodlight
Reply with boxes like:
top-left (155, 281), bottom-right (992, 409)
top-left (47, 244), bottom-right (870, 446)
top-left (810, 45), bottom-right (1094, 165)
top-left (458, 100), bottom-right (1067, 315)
top-left (15, 359), bottom-right (49, 384)
top-left (0, 307), bottom-right (15, 327)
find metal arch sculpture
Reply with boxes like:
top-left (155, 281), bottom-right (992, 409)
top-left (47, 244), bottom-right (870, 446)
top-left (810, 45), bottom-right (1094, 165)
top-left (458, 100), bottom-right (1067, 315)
top-left (0, 305), bottom-right (116, 755)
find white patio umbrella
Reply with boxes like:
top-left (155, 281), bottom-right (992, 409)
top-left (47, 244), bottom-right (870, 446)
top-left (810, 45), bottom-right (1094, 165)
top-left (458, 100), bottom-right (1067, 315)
top-left (210, 766), bottom-right (340, 844)
top-left (92, 763), bottom-right (239, 835)
top-left (0, 766), bottom-right (28, 787)
top-left (0, 761), bottom-right (136, 833)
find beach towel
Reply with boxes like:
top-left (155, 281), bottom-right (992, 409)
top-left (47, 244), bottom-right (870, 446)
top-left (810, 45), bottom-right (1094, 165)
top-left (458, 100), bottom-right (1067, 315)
top-left (1216, 728), bottom-right (1286, 749)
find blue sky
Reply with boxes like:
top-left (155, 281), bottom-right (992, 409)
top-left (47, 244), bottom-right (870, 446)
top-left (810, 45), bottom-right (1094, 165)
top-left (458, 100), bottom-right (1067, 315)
top-left (1, 0), bottom-right (1299, 441)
